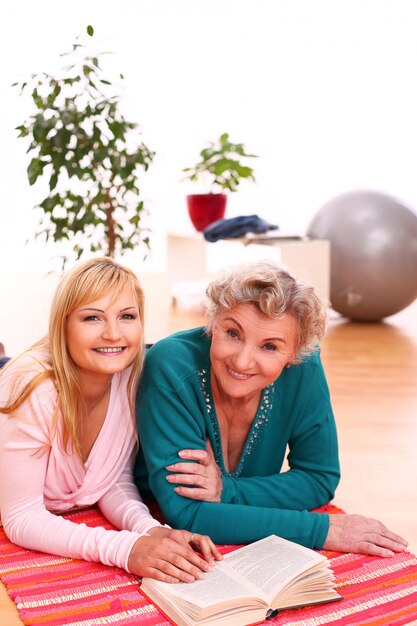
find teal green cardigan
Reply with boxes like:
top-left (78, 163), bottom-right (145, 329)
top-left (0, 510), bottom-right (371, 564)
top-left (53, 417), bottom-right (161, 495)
top-left (134, 327), bottom-right (340, 548)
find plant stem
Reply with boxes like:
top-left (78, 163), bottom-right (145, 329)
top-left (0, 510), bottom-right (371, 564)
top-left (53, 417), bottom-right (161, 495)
top-left (105, 189), bottom-right (116, 258)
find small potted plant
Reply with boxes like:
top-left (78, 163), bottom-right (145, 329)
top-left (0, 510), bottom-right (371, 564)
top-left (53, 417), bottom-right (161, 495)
top-left (182, 133), bottom-right (258, 231)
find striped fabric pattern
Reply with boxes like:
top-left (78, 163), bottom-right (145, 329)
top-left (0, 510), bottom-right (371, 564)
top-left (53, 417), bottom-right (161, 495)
top-left (1, 504), bottom-right (417, 625)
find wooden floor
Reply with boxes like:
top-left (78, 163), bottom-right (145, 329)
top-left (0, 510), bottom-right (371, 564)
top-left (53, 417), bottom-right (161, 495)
top-left (322, 302), bottom-right (417, 557)
top-left (1, 278), bottom-right (417, 624)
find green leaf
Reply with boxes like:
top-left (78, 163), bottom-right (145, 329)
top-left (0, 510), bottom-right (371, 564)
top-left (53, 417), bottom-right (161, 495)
top-left (15, 125), bottom-right (29, 138)
top-left (27, 157), bottom-right (46, 185)
top-left (49, 173), bottom-right (58, 191)
top-left (212, 159), bottom-right (235, 176)
top-left (87, 25), bottom-right (94, 36)
top-left (83, 64), bottom-right (93, 77)
top-left (39, 194), bottom-right (61, 212)
top-left (235, 164), bottom-right (254, 178)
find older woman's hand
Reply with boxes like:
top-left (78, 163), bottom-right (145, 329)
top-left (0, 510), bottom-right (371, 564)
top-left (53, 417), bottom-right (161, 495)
top-left (323, 514), bottom-right (408, 557)
top-left (165, 439), bottom-right (223, 502)
top-left (128, 527), bottom-right (223, 583)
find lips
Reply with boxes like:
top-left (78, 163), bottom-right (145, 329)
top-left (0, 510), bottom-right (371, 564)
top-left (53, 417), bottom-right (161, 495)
top-left (93, 347), bottom-right (126, 354)
top-left (227, 366), bottom-right (252, 380)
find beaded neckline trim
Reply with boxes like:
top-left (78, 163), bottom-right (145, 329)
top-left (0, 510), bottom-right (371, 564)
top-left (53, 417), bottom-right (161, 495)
top-left (198, 368), bottom-right (274, 477)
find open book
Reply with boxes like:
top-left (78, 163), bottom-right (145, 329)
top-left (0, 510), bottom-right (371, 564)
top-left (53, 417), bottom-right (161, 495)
top-left (140, 535), bottom-right (342, 626)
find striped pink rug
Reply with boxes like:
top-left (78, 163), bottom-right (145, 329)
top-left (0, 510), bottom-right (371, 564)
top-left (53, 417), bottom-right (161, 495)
top-left (1, 504), bottom-right (417, 625)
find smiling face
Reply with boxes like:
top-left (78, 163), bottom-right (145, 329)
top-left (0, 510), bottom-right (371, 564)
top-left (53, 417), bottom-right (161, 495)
top-left (209, 302), bottom-right (298, 403)
top-left (66, 286), bottom-right (142, 386)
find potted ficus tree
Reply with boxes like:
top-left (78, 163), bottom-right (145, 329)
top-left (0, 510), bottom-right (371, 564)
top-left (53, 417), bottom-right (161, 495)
top-left (182, 133), bottom-right (258, 232)
top-left (13, 25), bottom-right (155, 269)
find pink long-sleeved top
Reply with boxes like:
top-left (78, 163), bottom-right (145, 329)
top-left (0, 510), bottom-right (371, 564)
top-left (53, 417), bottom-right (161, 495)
top-left (0, 352), bottom-right (162, 572)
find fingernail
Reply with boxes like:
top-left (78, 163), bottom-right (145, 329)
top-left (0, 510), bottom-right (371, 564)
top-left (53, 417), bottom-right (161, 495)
top-left (196, 572), bottom-right (204, 579)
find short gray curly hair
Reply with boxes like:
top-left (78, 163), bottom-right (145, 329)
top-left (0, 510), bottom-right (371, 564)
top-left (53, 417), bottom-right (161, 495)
top-left (205, 260), bottom-right (328, 364)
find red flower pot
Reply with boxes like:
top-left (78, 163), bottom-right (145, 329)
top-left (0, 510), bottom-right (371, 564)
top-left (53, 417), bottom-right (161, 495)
top-left (186, 194), bottom-right (227, 232)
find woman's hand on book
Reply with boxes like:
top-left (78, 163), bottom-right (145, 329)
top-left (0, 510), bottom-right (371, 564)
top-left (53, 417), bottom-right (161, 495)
top-left (165, 439), bottom-right (222, 502)
top-left (128, 527), bottom-right (223, 583)
top-left (323, 514), bottom-right (408, 557)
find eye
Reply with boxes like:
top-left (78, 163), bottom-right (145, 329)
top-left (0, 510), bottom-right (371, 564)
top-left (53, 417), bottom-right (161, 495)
top-left (121, 313), bottom-right (137, 320)
top-left (83, 315), bottom-right (101, 322)
top-left (226, 328), bottom-right (239, 340)
top-left (263, 342), bottom-right (277, 352)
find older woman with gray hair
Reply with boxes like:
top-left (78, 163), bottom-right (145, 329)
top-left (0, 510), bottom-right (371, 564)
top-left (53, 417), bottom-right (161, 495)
top-left (134, 260), bottom-right (407, 557)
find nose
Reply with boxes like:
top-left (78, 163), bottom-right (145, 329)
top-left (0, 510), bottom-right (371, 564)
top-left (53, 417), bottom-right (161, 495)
top-left (102, 319), bottom-right (121, 342)
top-left (233, 344), bottom-right (256, 371)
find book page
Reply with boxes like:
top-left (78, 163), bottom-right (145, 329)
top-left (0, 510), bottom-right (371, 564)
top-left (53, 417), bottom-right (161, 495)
top-left (144, 565), bottom-right (261, 609)
top-left (224, 535), bottom-right (326, 599)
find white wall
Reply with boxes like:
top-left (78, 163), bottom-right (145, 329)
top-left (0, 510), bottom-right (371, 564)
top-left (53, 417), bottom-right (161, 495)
top-left (1, 0), bottom-right (417, 351)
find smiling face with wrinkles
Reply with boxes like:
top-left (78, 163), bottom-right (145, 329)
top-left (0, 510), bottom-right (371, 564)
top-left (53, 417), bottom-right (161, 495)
top-left (209, 302), bottom-right (298, 404)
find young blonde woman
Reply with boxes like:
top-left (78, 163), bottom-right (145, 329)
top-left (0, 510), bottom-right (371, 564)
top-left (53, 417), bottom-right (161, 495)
top-left (0, 257), bottom-right (221, 584)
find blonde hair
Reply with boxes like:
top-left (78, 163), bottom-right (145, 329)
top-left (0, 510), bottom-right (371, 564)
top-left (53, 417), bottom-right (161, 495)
top-left (0, 257), bottom-right (145, 459)
top-left (205, 260), bottom-right (328, 363)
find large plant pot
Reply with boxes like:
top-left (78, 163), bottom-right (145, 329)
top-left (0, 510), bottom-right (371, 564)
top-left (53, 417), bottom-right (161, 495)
top-left (186, 194), bottom-right (227, 232)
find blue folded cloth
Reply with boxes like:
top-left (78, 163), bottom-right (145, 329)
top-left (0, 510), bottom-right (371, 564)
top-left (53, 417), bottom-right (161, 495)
top-left (203, 215), bottom-right (279, 243)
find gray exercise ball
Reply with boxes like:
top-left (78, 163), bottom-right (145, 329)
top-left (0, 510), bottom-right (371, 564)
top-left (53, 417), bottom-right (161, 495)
top-left (307, 190), bottom-right (417, 321)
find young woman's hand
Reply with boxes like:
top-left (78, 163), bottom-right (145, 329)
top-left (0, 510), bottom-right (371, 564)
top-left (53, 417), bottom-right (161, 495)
top-left (323, 514), bottom-right (408, 557)
top-left (128, 526), bottom-right (223, 583)
top-left (165, 439), bottom-right (222, 502)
